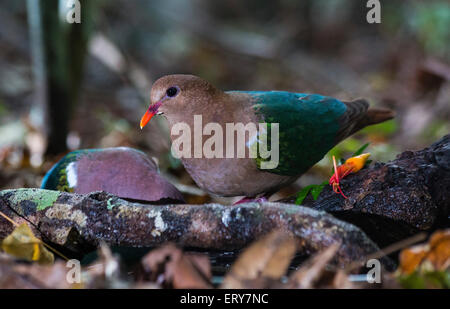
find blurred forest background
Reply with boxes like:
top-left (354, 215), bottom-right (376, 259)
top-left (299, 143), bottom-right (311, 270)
top-left (0, 0), bottom-right (449, 204)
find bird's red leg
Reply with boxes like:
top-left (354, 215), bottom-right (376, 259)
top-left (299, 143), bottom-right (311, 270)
top-left (233, 193), bottom-right (270, 205)
top-left (233, 197), bottom-right (255, 205)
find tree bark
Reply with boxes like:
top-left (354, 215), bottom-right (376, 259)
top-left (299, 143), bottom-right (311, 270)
top-left (281, 134), bottom-right (450, 246)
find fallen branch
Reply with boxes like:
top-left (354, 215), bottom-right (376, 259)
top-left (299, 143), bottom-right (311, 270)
top-left (0, 188), bottom-right (388, 267)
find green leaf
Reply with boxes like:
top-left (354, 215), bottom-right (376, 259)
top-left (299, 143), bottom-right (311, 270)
top-left (295, 185), bottom-right (314, 205)
top-left (310, 181), bottom-right (328, 200)
top-left (295, 182), bottom-right (327, 205)
top-left (398, 270), bottom-right (450, 289)
top-left (352, 142), bottom-right (370, 157)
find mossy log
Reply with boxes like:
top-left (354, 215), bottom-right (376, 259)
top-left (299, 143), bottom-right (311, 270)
top-left (0, 188), bottom-right (387, 267)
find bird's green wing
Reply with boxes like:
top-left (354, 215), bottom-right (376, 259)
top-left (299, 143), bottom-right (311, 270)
top-left (41, 149), bottom-right (99, 191)
top-left (241, 91), bottom-right (349, 176)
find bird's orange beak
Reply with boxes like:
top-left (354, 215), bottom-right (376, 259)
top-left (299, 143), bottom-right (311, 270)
top-left (140, 109), bottom-right (155, 129)
top-left (140, 101), bottom-right (162, 129)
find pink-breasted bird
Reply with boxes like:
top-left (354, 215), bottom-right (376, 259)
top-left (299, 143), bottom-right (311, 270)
top-left (140, 74), bottom-right (394, 201)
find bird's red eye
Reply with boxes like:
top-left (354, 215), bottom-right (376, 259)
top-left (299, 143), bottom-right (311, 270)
top-left (166, 86), bottom-right (178, 97)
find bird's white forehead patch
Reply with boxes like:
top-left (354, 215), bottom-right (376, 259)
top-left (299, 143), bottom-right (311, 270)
top-left (66, 162), bottom-right (77, 188)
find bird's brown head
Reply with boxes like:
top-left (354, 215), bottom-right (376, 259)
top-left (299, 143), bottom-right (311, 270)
top-left (140, 74), bottom-right (219, 129)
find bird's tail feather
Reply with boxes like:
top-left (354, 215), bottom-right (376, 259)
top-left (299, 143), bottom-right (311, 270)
top-left (351, 107), bottom-right (395, 135)
top-left (364, 108), bottom-right (395, 126)
top-left (338, 99), bottom-right (395, 140)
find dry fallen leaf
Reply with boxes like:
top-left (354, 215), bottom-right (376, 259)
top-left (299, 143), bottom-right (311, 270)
top-left (221, 230), bottom-right (297, 289)
top-left (0, 253), bottom-right (74, 289)
top-left (399, 229), bottom-right (450, 274)
top-left (331, 269), bottom-right (355, 289)
top-left (287, 243), bottom-right (339, 289)
top-left (141, 243), bottom-right (212, 289)
top-left (1, 222), bottom-right (54, 265)
top-left (13, 261), bottom-right (76, 288)
top-left (84, 243), bottom-right (130, 289)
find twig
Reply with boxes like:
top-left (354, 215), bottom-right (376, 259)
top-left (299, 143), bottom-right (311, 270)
top-left (344, 232), bottom-right (428, 272)
top-left (0, 210), bottom-right (19, 227)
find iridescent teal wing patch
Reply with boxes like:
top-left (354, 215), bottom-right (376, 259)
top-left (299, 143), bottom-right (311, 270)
top-left (241, 91), bottom-right (347, 176)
